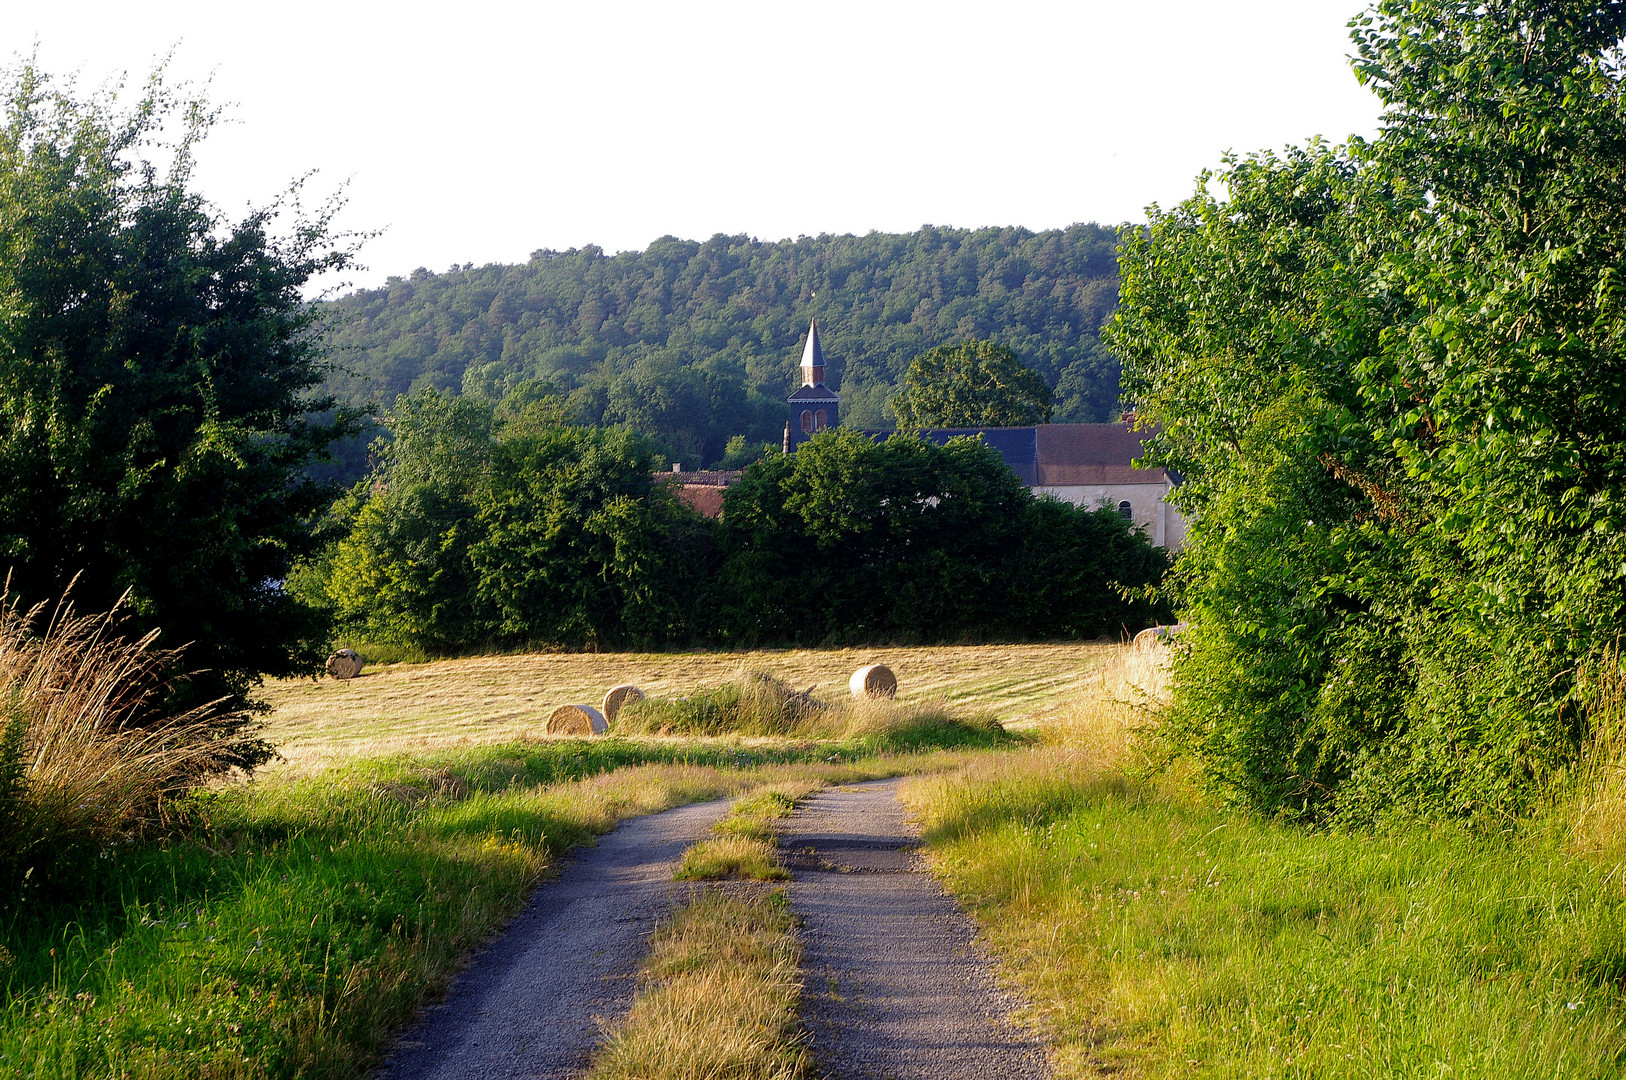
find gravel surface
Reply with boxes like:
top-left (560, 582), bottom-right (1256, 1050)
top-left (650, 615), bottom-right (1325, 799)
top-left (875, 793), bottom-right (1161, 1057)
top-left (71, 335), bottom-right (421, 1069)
top-left (376, 797), bottom-right (730, 1080)
top-left (784, 778), bottom-right (1052, 1080)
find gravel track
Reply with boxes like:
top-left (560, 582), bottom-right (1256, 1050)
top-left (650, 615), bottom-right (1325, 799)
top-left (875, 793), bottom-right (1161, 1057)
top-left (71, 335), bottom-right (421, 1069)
top-left (784, 778), bottom-right (1052, 1080)
top-left (376, 797), bottom-right (730, 1080)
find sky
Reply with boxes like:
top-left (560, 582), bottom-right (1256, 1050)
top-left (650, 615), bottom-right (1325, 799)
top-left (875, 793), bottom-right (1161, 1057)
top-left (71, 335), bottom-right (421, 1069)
top-left (8, 1), bottom-right (1384, 294)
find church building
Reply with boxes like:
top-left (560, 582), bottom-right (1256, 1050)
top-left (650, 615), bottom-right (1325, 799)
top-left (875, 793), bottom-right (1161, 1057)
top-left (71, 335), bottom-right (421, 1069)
top-left (782, 320), bottom-right (1189, 551)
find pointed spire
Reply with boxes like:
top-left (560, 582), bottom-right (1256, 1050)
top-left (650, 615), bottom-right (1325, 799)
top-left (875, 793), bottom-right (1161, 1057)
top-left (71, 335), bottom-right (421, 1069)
top-left (800, 319), bottom-right (825, 386)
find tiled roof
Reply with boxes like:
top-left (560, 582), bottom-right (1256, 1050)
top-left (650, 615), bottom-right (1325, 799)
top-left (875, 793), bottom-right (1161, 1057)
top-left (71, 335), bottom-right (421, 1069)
top-left (674, 485), bottom-right (727, 518)
top-left (789, 385), bottom-right (839, 402)
top-left (1035, 424), bottom-right (1168, 485)
top-left (903, 423), bottom-right (1170, 487)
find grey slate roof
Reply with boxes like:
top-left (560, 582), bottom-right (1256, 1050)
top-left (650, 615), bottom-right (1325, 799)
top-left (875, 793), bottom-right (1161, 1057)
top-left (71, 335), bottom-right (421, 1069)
top-left (801, 319), bottom-right (825, 371)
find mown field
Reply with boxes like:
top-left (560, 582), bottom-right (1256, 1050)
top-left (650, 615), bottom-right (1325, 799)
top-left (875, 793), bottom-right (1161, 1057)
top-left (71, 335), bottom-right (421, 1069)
top-left (259, 642), bottom-right (1111, 772)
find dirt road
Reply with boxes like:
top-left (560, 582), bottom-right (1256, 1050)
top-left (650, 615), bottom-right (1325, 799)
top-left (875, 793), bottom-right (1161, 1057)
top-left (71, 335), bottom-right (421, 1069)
top-left (784, 778), bottom-right (1052, 1079)
top-left (377, 797), bottom-right (729, 1080)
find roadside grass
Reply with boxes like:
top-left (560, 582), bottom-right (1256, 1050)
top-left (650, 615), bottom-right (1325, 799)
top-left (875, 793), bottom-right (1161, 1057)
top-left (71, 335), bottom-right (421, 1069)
top-left (586, 888), bottom-right (805, 1080)
top-left (676, 786), bottom-right (805, 883)
top-left (0, 737), bottom-right (979, 1080)
top-left (903, 647), bottom-right (1626, 1078)
top-left (257, 642), bottom-right (1112, 769)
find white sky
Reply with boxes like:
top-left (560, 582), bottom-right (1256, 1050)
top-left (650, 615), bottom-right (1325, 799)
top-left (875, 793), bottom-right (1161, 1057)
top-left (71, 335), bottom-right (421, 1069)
top-left (9, 1), bottom-right (1382, 294)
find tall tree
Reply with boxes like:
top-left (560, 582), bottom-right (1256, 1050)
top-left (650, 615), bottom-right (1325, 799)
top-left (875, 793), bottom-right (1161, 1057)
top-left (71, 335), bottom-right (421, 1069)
top-left (1109, 0), bottom-right (1626, 822)
top-left (0, 65), bottom-right (356, 765)
top-left (889, 340), bottom-right (1055, 428)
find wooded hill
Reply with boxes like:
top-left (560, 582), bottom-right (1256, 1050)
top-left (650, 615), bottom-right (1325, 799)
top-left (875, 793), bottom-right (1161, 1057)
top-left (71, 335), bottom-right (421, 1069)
top-left (321, 224), bottom-right (1121, 470)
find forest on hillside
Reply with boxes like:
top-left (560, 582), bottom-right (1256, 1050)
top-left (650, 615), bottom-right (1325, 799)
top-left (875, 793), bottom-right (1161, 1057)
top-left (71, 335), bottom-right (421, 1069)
top-left (320, 224), bottom-right (1122, 471)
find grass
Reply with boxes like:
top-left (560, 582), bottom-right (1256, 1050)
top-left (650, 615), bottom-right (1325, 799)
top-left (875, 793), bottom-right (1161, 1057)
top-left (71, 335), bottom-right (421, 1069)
top-left (902, 644), bottom-right (1626, 1079)
top-left (256, 641), bottom-right (1114, 770)
top-left (586, 888), bottom-right (806, 1080)
top-left (0, 734), bottom-right (979, 1080)
top-left (676, 786), bottom-right (806, 882)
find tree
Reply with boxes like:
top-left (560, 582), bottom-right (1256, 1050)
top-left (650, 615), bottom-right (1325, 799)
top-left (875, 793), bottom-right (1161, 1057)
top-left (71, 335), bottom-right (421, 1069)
top-left (0, 65), bottom-right (356, 767)
top-left (1107, 0), bottom-right (1626, 823)
top-left (889, 341), bottom-right (1054, 428)
top-left (713, 428), bottom-right (1165, 642)
top-left (315, 388), bottom-right (712, 651)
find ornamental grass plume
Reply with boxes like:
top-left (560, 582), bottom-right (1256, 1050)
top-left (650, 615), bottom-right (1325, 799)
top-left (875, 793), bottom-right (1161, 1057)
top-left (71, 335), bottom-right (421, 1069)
top-left (0, 586), bottom-right (249, 885)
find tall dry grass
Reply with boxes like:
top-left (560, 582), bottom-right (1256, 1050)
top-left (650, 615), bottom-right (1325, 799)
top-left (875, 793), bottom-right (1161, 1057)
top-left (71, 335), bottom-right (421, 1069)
top-left (1567, 645), bottom-right (1626, 853)
top-left (0, 590), bottom-right (245, 880)
top-left (587, 889), bottom-right (806, 1080)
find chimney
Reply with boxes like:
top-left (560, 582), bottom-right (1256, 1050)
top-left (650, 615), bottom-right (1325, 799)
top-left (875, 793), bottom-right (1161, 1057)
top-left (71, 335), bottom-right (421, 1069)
top-left (671, 462), bottom-right (683, 474)
top-left (783, 422), bottom-right (791, 454)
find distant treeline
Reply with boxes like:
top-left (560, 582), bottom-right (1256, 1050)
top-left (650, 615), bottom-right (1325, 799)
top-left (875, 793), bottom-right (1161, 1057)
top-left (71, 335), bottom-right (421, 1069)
top-left (319, 225), bottom-right (1122, 477)
top-left (292, 391), bottom-right (1169, 652)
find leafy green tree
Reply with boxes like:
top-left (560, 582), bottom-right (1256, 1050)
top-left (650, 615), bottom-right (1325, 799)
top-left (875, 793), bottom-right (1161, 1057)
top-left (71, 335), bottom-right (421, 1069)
top-left (471, 421), bottom-right (710, 647)
top-left (318, 389), bottom-right (711, 651)
top-left (322, 391), bottom-right (497, 651)
top-left (1109, 0), bottom-right (1626, 822)
top-left (714, 428), bottom-right (1164, 642)
top-left (889, 341), bottom-right (1054, 428)
top-left (0, 65), bottom-right (355, 764)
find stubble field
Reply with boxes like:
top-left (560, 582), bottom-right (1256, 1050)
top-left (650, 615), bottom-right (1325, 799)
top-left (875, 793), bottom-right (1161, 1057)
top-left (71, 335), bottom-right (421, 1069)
top-left (258, 641), bottom-right (1115, 771)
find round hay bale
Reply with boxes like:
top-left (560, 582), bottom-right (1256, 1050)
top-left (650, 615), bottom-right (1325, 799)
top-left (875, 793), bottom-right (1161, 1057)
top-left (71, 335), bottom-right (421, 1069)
top-left (848, 663), bottom-right (897, 699)
top-left (601, 684), bottom-right (645, 724)
top-left (1133, 622), bottom-right (1189, 650)
top-left (325, 649), bottom-right (363, 680)
top-left (547, 704), bottom-right (608, 736)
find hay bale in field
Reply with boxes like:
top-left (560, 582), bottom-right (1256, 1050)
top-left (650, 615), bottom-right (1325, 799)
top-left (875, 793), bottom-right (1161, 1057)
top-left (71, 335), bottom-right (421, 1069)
top-left (601, 684), bottom-right (645, 724)
top-left (325, 648), bottom-right (364, 680)
top-left (849, 663), bottom-right (898, 699)
top-left (547, 704), bottom-right (608, 736)
top-left (1133, 622), bottom-right (1187, 650)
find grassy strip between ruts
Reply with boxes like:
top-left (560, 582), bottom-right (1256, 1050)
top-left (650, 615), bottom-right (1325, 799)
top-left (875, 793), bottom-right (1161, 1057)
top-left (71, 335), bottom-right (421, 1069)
top-left (676, 786), bottom-right (809, 883)
top-left (589, 785), bottom-right (815, 1079)
top-left (586, 888), bottom-right (806, 1080)
top-left (902, 748), bottom-right (1626, 1079)
top-left (0, 736), bottom-right (982, 1080)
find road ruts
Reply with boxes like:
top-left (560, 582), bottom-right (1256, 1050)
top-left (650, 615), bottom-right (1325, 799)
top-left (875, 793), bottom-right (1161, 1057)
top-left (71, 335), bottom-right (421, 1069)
top-left (376, 797), bottom-right (730, 1080)
top-left (783, 777), bottom-right (1052, 1080)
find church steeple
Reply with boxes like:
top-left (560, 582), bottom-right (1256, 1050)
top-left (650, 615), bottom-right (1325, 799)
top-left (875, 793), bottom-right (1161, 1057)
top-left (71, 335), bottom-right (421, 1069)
top-left (800, 319), bottom-right (826, 386)
top-left (787, 318), bottom-right (839, 448)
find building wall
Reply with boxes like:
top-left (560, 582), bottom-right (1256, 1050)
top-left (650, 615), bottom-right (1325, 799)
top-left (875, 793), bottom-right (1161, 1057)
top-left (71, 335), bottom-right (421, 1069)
top-left (1032, 481), bottom-right (1188, 551)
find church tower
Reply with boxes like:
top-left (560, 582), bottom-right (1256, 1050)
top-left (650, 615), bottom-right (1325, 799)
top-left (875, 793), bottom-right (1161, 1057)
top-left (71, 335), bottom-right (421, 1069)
top-left (787, 318), bottom-right (839, 449)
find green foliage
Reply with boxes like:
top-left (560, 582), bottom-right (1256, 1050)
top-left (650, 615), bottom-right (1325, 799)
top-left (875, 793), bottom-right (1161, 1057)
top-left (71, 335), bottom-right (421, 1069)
top-left (1108, 1), bottom-right (1626, 821)
top-left (316, 389), bottom-right (710, 652)
top-left (323, 225), bottom-right (1122, 473)
top-left (889, 339), bottom-right (1055, 427)
top-left (715, 428), bottom-right (1168, 643)
top-left (0, 65), bottom-right (355, 755)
